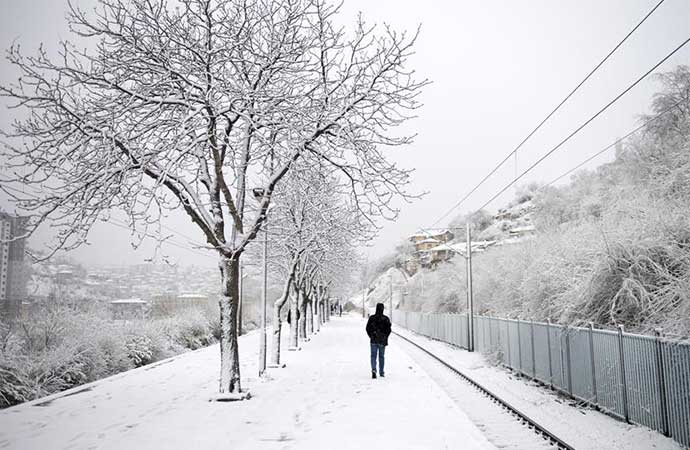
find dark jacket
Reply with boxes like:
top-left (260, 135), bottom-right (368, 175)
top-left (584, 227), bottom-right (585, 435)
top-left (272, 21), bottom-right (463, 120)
top-left (366, 303), bottom-right (392, 346)
top-left (287, 308), bottom-right (300, 325)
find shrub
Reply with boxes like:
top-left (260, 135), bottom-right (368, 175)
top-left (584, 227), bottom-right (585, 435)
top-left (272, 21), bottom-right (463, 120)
top-left (0, 304), bottom-right (218, 408)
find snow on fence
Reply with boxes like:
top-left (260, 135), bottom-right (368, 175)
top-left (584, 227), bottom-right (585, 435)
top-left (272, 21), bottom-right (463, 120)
top-left (394, 311), bottom-right (690, 449)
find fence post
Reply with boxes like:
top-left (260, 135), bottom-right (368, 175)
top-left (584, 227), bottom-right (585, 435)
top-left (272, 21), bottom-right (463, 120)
top-left (559, 326), bottom-right (566, 392)
top-left (506, 319), bottom-right (511, 368)
top-left (530, 319), bottom-right (536, 378)
top-left (588, 322), bottom-right (598, 405)
top-left (517, 319), bottom-right (523, 375)
top-left (488, 318), bottom-right (494, 352)
top-left (654, 328), bottom-right (670, 436)
top-left (565, 327), bottom-right (573, 396)
top-left (546, 318), bottom-right (553, 389)
top-left (617, 324), bottom-right (630, 423)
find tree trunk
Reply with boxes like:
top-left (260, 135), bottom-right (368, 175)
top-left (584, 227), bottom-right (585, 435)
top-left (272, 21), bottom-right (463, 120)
top-left (314, 298), bottom-right (320, 332)
top-left (320, 301), bottom-right (325, 325)
top-left (299, 292), bottom-right (308, 341)
top-left (271, 278), bottom-right (292, 366)
top-left (307, 300), bottom-right (314, 335)
top-left (289, 290), bottom-right (299, 349)
top-left (218, 256), bottom-right (241, 393)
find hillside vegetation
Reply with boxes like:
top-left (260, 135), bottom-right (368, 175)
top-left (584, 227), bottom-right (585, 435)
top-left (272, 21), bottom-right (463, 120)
top-left (380, 66), bottom-right (690, 337)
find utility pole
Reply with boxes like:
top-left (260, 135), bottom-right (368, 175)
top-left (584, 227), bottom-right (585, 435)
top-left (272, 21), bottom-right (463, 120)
top-left (361, 262), bottom-right (367, 318)
top-left (466, 222), bottom-right (475, 352)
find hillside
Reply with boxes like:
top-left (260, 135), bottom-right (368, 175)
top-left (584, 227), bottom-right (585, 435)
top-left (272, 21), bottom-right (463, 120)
top-left (361, 66), bottom-right (690, 337)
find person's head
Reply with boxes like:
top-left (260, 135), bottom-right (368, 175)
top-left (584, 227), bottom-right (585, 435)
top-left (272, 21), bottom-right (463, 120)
top-left (375, 303), bottom-right (385, 315)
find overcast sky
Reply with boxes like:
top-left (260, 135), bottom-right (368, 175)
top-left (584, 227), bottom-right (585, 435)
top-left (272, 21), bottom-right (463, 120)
top-left (1, 0), bottom-right (689, 268)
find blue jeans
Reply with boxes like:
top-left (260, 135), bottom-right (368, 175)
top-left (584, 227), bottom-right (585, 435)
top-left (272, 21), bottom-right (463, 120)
top-left (370, 343), bottom-right (385, 375)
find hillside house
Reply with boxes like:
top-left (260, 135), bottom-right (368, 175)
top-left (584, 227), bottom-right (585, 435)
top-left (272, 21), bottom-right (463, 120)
top-left (406, 229), bottom-right (456, 270)
top-left (151, 292), bottom-right (210, 317)
top-left (109, 298), bottom-right (149, 320)
top-left (509, 225), bottom-right (536, 237)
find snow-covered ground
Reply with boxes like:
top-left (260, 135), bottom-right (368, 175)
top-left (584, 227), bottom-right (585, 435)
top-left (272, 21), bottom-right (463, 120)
top-left (0, 315), bottom-right (495, 450)
top-left (395, 326), bottom-right (684, 450)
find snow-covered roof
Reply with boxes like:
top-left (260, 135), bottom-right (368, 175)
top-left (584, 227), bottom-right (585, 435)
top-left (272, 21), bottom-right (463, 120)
top-left (509, 225), bottom-right (536, 234)
top-left (427, 240), bottom-right (497, 255)
top-left (417, 238), bottom-right (441, 244)
top-left (178, 293), bottom-right (207, 299)
top-left (110, 298), bottom-right (147, 304)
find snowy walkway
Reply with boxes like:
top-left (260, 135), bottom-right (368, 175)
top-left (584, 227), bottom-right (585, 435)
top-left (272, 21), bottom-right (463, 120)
top-left (0, 315), bottom-right (495, 450)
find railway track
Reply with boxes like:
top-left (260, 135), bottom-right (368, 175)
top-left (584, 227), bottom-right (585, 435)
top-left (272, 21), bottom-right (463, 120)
top-left (394, 331), bottom-right (576, 450)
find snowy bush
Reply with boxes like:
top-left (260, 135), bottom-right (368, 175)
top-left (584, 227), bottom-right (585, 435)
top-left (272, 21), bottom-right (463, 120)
top-left (0, 303), bottom-right (219, 408)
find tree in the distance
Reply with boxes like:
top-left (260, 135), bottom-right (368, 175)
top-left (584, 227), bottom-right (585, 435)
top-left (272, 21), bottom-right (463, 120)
top-left (0, 0), bottom-right (426, 393)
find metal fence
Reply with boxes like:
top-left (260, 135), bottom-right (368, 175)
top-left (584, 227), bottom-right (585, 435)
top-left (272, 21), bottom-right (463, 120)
top-left (394, 311), bottom-right (690, 449)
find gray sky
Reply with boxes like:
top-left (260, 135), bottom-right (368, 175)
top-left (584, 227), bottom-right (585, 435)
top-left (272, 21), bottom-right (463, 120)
top-left (1, 0), bottom-right (689, 267)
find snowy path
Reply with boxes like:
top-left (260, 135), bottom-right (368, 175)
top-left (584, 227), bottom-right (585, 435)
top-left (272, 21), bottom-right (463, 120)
top-left (0, 315), bottom-right (495, 450)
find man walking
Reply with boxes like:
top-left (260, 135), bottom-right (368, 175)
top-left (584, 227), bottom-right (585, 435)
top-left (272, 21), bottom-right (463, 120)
top-left (366, 303), bottom-right (391, 379)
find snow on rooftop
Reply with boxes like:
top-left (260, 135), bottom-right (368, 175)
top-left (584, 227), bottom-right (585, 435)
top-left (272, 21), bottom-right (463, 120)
top-left (509, 225), bottom-right (536, 233)
top-left (109, 298), bottom-right (147, 304)
top-left (178, 293), bottom-right (207, 299)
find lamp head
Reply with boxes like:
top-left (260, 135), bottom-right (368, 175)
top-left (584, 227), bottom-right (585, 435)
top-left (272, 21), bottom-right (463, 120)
top-left (252, 188), bottom-right (266, 200)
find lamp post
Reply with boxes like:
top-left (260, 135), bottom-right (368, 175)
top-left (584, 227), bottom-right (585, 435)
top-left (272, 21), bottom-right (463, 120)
top-left (253, 188), bottom-right (269, 376)
top-left (388, 271), bottom-right (393, 323)
top-left (238, 262), bottom-right (243, 336)
top-left (238, 264), bottom-right (250, 336)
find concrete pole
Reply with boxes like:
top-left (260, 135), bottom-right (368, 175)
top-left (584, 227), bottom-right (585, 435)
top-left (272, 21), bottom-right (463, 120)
top-left (389, 272), bottom-right (393, 323)
top-left (466, 222), bottom-right (475, 353)
top-left (258, 223), bottom-right (268, 376)
top-left (238, 262), bottom-right (243, 336)
top-left (362, 268), bottom-right (367, 318)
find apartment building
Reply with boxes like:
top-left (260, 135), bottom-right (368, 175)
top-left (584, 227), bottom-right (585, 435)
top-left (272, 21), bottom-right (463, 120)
top-left (0, 212), bottom-right (28, 318)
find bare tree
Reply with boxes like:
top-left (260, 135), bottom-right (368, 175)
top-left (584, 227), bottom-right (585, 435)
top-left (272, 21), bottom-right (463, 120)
top-left (0, 0), bottom-right (426, 393)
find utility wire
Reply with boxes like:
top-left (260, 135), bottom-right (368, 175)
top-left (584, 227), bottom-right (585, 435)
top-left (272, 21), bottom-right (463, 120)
top-left (544, 99), bottom-right (682, 187)
top-left (429, 0), bottom-right (668, 227)
top-left (475, 36), bottom-right (690, 212)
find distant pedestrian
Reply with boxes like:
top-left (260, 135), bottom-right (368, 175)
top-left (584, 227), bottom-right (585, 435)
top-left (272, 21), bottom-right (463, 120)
top-left (287, 308), bottom-right (300, 325)
top-left (366, 303), bottom-right (391, 379)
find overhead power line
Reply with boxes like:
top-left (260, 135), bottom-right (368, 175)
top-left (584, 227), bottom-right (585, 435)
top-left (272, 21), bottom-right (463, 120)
top-left (429, 0), bottom-right (668, 227)
top-left (544, 99), bottom-right (682, 187)
top-left (475, 36), bottom-right (690, 212)
top-left (411, 100), bottom-right (681, 240)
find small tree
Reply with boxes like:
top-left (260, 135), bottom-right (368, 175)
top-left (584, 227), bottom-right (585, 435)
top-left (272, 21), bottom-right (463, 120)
top-left (0, 0), bottom-right (425, 393)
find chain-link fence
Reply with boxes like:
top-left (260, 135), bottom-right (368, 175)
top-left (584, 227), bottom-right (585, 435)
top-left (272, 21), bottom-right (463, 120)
top-left (394, 311), bottom-right (690, 448)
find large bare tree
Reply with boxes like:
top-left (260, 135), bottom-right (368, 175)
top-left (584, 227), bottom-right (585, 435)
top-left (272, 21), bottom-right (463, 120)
top-left (0, 0), bottom-right (426, 393)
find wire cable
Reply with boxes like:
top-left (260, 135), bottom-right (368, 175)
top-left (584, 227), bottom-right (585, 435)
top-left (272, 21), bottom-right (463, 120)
top-left (429, 0), bottom-right (668, 227)
top-left (544, 99), bottom-right (682, 187)
top-left (476, 36), bottom-right (690, 212)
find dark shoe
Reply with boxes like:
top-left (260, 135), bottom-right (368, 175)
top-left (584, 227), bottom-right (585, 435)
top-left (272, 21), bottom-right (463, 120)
top-left (372, 371), bottom-right (377, 379)
top-left (380, 373), bottom-right (385, 377)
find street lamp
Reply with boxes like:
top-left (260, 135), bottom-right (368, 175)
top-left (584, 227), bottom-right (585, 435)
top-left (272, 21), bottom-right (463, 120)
top-left (253, 187), bottom-right (269, 376)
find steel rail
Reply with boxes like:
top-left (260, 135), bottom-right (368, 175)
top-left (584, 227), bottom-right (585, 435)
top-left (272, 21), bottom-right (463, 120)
top-left (394, 330), bottom-right (576, 450)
